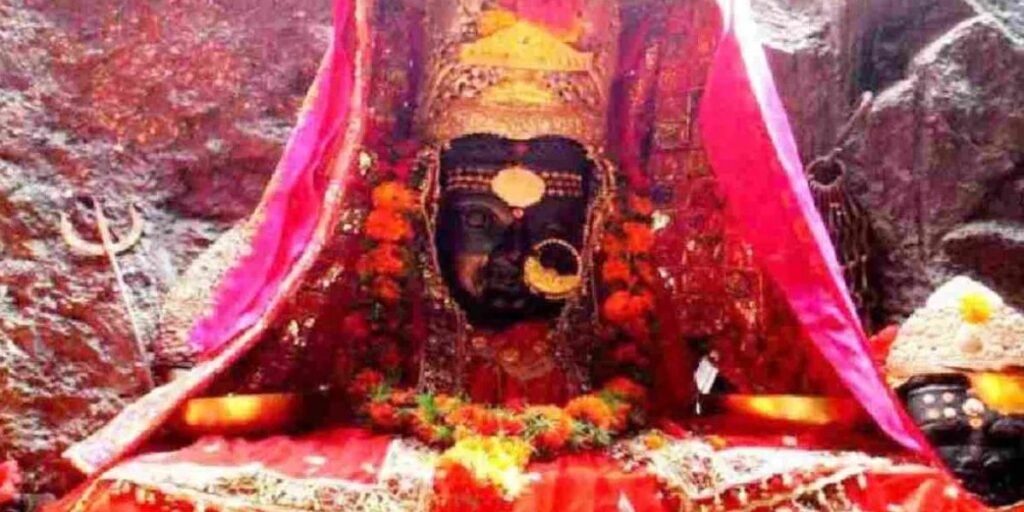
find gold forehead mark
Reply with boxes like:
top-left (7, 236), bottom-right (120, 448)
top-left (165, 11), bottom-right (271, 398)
top-left (491, 167), bottom-right (546, 208)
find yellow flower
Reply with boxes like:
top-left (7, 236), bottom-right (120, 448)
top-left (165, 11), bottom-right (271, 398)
top-left (643, 432), bottom-right (667, 450)
top-left (960, 291), bottom-right (996, 325)
top-left (925, 275), bottom-right (1004, 323)
top-left (439, 436), bottom-right (533, 499)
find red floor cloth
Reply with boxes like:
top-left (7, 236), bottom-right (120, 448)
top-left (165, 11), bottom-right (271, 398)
top-left (49, 426), bottom-right (1005, 512)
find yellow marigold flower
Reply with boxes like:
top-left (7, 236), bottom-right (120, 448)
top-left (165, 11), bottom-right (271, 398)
top-left (960, 290), bottom-right (996, 325)
top-left (439, 436), bottom-right (533, 499)
top-left (643, 432), bottom-right (667, 450)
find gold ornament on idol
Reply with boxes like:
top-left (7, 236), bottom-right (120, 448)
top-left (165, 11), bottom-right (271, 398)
top-left (524, 239), bottom-right (583, 300)
top-left (491, 166), bottom-right (547, 208)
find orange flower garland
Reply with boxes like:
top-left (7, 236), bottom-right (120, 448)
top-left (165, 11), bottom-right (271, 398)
top-left (350, 370), bottom-right (648, 458)
top-left (595, 192), bottom-right (661, 392)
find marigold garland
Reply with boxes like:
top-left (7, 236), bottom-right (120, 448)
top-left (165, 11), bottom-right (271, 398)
top-left (594, 192), bottom-right (661, 389)
top-left (348, 368), bottom-right (649, 504)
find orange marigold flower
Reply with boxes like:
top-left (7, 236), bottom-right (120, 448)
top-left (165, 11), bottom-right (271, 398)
top-left (628, 194), bottom-right (655, 216)
top-left (601, 258), bottom-right (633, 285)
top-left (367, 402), bottom-right (402, 429)
top-left (411, 415), bottom-right (436, 443)
top-left (497, 414), bottom-right (526, 436)
top-left (602, 290), bottom-right (634, 324)
top-left (371, 276), bottom-right (402, 304)
top-left (364, 209), bottom-right (413, 242)
top-left (388, 388), bottom-right (416, 407)
top-left (609, 402), bottom-right (631, 431)
top-left (602, 233), bottom-right (625, 256)
top-left (565, 395), bottom-right (614, 430)
top-left (447, 404), bottom-right (499, 436)
top-left (603, 377), bottom-right (647, 405)
top-left (372, 181), bottom-right (418, 212)
top-left (434, 394), bottom-right (462, 415)
top-left (623, 222), bottom-right (654, 253)
top-left (634, 260), bottom-right (657, 285)
top-left (348, 368), bottom-right (385, 397)
top-left (524, 406), bottom-right (573, 452)
top-left (602, 290), bottom-right (655, 325)
top-left (632, 290), bottom-right (655, 313)
top-left (357, 243), bottom-right (406, 277)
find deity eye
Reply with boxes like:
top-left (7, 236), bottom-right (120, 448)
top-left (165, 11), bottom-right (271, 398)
top-left (463, 209), bottom-right (492, 229)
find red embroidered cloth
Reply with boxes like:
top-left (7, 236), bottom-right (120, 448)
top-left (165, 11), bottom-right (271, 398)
top-left (52, 426), bottom-right (993, 512)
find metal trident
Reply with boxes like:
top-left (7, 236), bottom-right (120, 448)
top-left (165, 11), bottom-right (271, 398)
top-left (60, 197), bottom-right (154, 390)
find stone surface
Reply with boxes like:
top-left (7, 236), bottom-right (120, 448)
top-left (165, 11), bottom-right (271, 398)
top-left (753, 0), bottom-right (853, 159)
top-left (0, 0), bottom-right (330, 493)
top-left (849, 13), bottom-right (1024, 320)
top-left (751, 0), bottom-right (1022, 326)
top-left (943, 221), bottom-right (1024, 301)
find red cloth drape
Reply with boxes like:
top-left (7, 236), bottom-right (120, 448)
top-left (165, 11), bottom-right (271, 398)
top-left (52, 427), bottom-right (994, 512)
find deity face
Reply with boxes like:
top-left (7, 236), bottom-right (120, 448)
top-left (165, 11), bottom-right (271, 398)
top-left (435, 135), bottom-right (594, 329)
top-left (901, 374), bottom-right (1024, 506)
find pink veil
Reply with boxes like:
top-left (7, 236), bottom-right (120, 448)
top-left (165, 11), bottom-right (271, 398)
top-left (699, 0), bottom-right (927, 452)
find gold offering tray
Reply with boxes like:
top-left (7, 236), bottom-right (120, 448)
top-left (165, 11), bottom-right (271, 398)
top-left (715, 394), bottom-right (868, 426)
top-left (175, 393), bottom-right (305, 437)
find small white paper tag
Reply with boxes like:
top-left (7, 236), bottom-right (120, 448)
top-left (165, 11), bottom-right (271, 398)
top-left (694, 356), bottom-right (719, 394)
top-left (618, 493), bottom-right (636, 512)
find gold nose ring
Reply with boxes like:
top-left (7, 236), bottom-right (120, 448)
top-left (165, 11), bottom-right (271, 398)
top-left (523, 238), bottom-right (583, 300)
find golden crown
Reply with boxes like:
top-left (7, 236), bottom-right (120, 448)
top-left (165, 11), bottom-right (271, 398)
top-left (416, 0), bottom-right (620, 147)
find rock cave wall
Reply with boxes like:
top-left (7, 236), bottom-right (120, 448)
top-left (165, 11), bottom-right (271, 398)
top-left (0, 0), bottom-right (1021, 496)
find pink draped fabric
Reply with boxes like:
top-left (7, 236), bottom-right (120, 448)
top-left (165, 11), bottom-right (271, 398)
top-left (699, 0), bottom-right (927, 452)
top-left (187, 1), bottom-right (361, 354)
top-left (62, 0), bottom-right (372, 475)
top-left (499, 0), bottom-right (583, 33)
